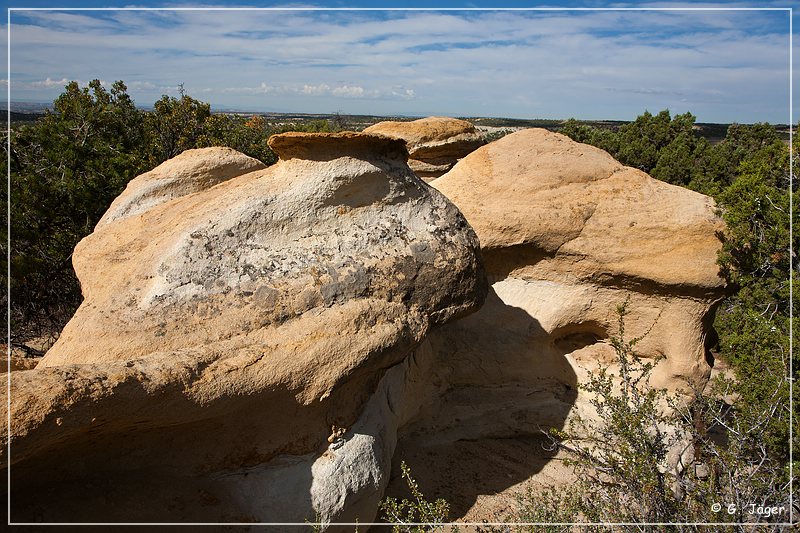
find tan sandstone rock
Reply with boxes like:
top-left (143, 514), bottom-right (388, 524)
top-left (0, 352), bottom-right (40, 373)
top-left (98, 146), bottom-right (266, 227)
top-left (4, 133), bottom-right (486, 526)
top-left (379, 128), bottom-right (727, 516)
top-left (430, 129), bottom-right (726, 394)
top-left (429, 126), bottom-right (724, 416)
top-left (364, 116), bottom-right (485, 180)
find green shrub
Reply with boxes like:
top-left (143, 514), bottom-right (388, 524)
top-left (10, 80), bottom-right (148, 342)
top-left (513, 303), bottom-right (790, 531)
top-left (380, 461), bottom-right (455, 533)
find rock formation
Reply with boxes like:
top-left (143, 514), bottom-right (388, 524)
top-left (429, 128), bottom-right (725, 395)
top-left (363, 116), bottom-right (484, 181)
top-left (381, 128), bottom-right (726, 514)
top-left (4, 126), bottom-right (727, 527)
top-left (3, 132), bottom-right (486, 525)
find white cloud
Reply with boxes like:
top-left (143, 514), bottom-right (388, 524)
top-left (25, 77), bottom-right (111, 91)
top-left (127, 80), bottom-right (157, 91)
top-left (219, 82), bottom-right (282, 95)
top-left (301, 83), bottom-right (330, 96)
top-left (30, 77), bottom-right (71, 88)
top-left (214, 82), bottom-right (407, 100)
top-left (389, 87), bottom-right (416, 100)
top-left (331, 85), bottom-right (365, 98)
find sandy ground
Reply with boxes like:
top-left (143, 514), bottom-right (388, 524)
top-left (381, 434), bottom-right (575, 527)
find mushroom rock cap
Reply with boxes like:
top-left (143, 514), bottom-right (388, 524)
top-left (364, 116), bottom-right (482, 151)
top-left (364, 117), bottom-right (485, 180)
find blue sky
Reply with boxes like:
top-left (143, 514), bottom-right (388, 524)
top-left (4, 1), bottom-right (795, 123)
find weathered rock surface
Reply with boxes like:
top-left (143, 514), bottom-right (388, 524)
top-left (4, 132), bottom-right (486, 526)
top-left (433, 128), bottom-right (724, 294)
top-left (4, 126), bottom-right (727, 526)
top-left (1, 352), bottom-right (40, 372)
top-left (98, 146), bottom-right (266, 227)
top-left (379, 128), bottom-right (727, 516)
top-left (364, 116), bottom-right (484, 181)
top-left (430, 128), bottom-right (726, 393)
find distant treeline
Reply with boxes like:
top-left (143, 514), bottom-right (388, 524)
top-left (3, 111), bottom-right (46, 124)
top-left (7, 102), bottom-right (790, 144)
top-left (470, 116), bottom-right (790, 143)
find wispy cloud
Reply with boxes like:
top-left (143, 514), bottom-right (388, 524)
top-left (212, 81), bottom-right (413, 100)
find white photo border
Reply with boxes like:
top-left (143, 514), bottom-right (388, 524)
top-left (5, 4), bottom-right (794, 528)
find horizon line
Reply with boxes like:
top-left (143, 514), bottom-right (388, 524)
top-left (2, 102), bottom-right (792, 127)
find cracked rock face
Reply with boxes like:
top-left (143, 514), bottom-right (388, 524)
top-left (364, 116), bottom-right (485, 181)
top-left (5, 132), bottom-right (486, 524)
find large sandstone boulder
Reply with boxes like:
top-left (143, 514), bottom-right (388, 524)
top-left (379, 128), bottom-right (727, 516)
top-left (430, 128), bottom-right (725, 394)
top-left (4, 132), bottom-right (486, 525)
top-left (364, 116), bottom-right (484, 181)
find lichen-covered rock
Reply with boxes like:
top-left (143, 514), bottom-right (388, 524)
top-left (4, 133), bottom-right (486, 525)
top-left (44, 133), bottom-right (484, 368)
top-left (364, 116), bottom-right (484, 180)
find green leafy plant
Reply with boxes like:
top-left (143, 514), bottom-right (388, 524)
top-left (514, 303), bottom-right (790, 531)
top-left (380, 461), bottom-right (455, 532)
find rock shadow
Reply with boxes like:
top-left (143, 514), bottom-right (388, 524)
top-left (379, 285), bottom-right (584, 523)
top-left (6, 383), bottom-right (325, 524)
